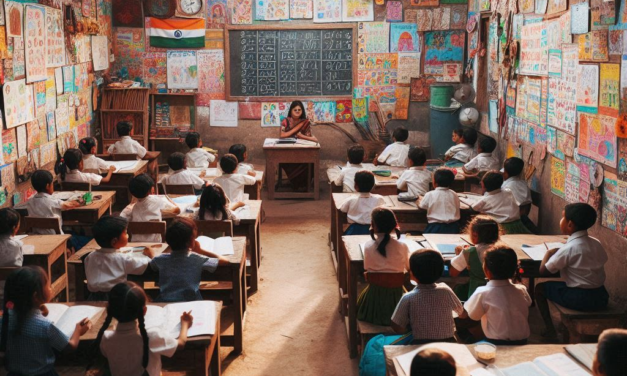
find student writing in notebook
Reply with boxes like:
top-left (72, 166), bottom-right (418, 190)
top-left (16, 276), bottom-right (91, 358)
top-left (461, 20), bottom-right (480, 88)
top-left (339, 171), bottom-right (386, 235)
top-left (397, 147), bottom-right (432, 197)
top-left (593, 329), bottom-right (627, 376)
top-left (333, 145), bottom-right (365, 193)
top-left (196, 184), bottom-right (244, 225)
top-left (57, 149), bottom-right (116, 185)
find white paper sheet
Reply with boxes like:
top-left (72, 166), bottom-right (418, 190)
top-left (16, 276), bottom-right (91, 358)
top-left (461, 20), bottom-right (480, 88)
top-left (522, 242), bottom-right (565, 261)
top-left (164, 301), bottom-right (217, 337)
top-left (196, 236), bottom-right (234, 256)
top-left (45, 304), bottom-right (105, 337)
top-left (109, 160), bottom-right (139, 172)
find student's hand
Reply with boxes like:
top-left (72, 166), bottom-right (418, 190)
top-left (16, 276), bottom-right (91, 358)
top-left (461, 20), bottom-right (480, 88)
top-left (547, 248), bottom-right (560, 257)
top-left (40, 304), bottom-right (49, 317)
top-left (247, 170), bottom-right (256, 177)
top-left (143, 247), bottom-right (155, 259)
top-left (180, 311), bottom-right (194, 327)
top-left (373, 154), bottom-right (380, 166)
top-left (199, 170), bottom-right (206, 178)
top-left (455, 246), bottom-right (464, 255)
top-left (192, 240), bottom-right (202, 254)
top-left (232, 201), bottom-right (245, 210)
top-left (77, 318), bottom-right (93, 336)
top-left (108, 165), bottom-right (116, 172)
top-left (390, 174), bottom-right (399, 179)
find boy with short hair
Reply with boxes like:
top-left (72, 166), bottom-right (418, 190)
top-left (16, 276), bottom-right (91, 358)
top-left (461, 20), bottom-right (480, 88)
top-left (537, 203), bottom-right (609, 337)
top-left (418, 169), bottom-right (461, 234)
top-left (374, 127), bottom-right (410, 167)
top-left (444, 128), bottom-right (477, 166)
top-left (339, 170), bottom-right (385, 235)
top-left (463, 136), bottom-right (499, 175)
top-left (391, 249), bottom-right (463, 344)
top-left (334, 145), bottom-right (365, 193)
top-left (24, 170), bottom-right (80, 234)
top-left (502, 157), bottom-right (535, 232)
top-left (185, 132), bottom-right (216, 168)
top-left (229, 144), bottom-right (256, 177)
top-left (161, 152), bottom-right (206, 192)
top-left (213, 154), bottom-right (256, 203)
top-left (107, 121), bottom-right (159, 160)
top-left (593, 329), bottom-right (627, 376)
top-left (397, 147), bottom-right (432, 197)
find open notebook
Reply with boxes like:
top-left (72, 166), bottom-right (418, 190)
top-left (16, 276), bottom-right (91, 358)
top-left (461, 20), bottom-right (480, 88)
top-left (396, 343), bottom-right (481, 376)
top-left (497, 353), bottom-right (591, 376)
top-left (109, 160), bottom-right (139, 172)
top-left (565, 344), bottom-right (597, 371)
top-left (45, 304), bottom-right (105, 337)
top-left (196, 236), bottom-right (234, 256)
top-left (521, 242), bottom-right (566, 261)
top-left (144, 301), bottom-right (218, 338)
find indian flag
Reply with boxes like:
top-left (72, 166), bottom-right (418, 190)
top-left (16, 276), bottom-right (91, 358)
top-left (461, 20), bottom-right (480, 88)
top-left (146, 18), bottom-right (205, 48)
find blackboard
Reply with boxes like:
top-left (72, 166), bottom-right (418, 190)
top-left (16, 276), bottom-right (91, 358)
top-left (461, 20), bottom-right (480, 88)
top-left (226, 26), bottom-right (355, 100)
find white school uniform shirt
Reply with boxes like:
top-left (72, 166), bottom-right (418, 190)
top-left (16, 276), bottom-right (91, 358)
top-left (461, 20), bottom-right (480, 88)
top-left (213, 174), bottom-right (256, 203)
top-left (82, 154), bottom-right (111, 173)
top-left (237, 163), bottom-right (254, 176)
top-left (471, 189), bottom-right (521, 223)
top-left (333, 163), bottom-right (364, 193)
top-left (464, 152), bottom-right (500, 172)
top-left (63, 169), bottom-right (103, 186)
top-left (84, 248), bottom-right (151, 292)
top-left (397, 167), bottom-right (432, 197)
top-left (502, 176), bottom-right (532, 206)
top-left (464, 279), bottom-right (532, 341)
top-left (339, 192), bottom-right (386, 225)
top-left (363, 235), bottom-right (409, 273)
top-left (100, 321), bottom-right (178, 376)
top-left (545, 230), bottom-right (607, 288)
top-left (445, 143), bottom-right (476, 163)
top-left (0, 236), bottom-right (23, 267)
top-left (186, 148), bottom-right (216, 168)
top-left (120, 195), bottom-right (176, 242)
top-left (418, 187), bottom-right (460, 224)
top-left (377, 142), bottom-right (410, 167)
top-left (25, 192), bottom-right (64, 235)
top-left (450, 243), bottom-right (490, 272)
top-left (163, 169), bottom-right (205, 190)
top-left (107, 136), bottom-right (147, 159)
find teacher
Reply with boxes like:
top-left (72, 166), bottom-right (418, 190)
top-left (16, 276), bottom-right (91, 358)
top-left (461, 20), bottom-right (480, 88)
top-left (279, 101), bottom-right (318, 191)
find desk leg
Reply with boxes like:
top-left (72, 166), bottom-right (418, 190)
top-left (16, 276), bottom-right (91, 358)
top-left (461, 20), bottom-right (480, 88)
top-left (347, 260), bottom-right (358, 359)
top-left (330, 199), bottom-right (337, 257)
top-left (256, 219), bottom-right (261, 268)
top-left (528, 277), bottom-right (536, 307)
top-left (248, 223), bottom-right (259, 293)
top-left (314, 157), bottom-right (320, 200)
top-left (232, 262), bottom-right (246, 354)
top-left (266, 158), bottom-right (276, 200)
top-left (210, 331), bottom-right (221, 376)
top-left (74, 264), bottom-right (87, 301)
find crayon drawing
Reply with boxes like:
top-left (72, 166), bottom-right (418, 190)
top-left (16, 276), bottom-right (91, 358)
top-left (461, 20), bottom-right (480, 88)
top-left (390, 23), bottom-right (420, 53)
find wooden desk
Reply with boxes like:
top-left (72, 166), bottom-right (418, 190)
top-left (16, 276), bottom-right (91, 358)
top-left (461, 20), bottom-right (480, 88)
top-left (23, 235), bottom-right (72, 301)
top-left (15, 191), bottom-right (116, 225)
top-left (263, 139), bottom-right (320, 200)
top-left (93, 159), bottom-right (149, 205)
top-left (98, 152), bottom-right (160, 186)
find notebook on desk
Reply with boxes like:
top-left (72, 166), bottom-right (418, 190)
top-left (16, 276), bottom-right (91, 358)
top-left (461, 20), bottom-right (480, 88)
top-left (45, 304), bottom-right (105, 337)
top-left (109, 160), bottom-right (139, 172)
top-left (564, 344), bottom-right (597, 371)
top-left (196, 236), bottom-right (234, 256)
top-left (144, 301), bottom-right (218, 337)
top-left (521, 242), bottom-right (565, 261)
top-left (497, 353), bottom-right (591, 376)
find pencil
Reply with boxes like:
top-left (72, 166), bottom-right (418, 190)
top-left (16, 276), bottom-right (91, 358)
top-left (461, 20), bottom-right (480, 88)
top-left (461, 237), bottom-right (474, 246)
top-left (544, 242), bottom-right (549, 251)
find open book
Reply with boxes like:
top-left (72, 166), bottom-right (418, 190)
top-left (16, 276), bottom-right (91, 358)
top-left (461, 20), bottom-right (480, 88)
top-left (144, 301), bottom-right (217, 338)
top-left (396, 342), bottom-right (481, 376)
top-left (458, 193), bottom-right (483, 207)
top-left (360, 239), bottom-right (424, 258)
top-left (565, 344), bottom-right (597, 371)
top-left (197, 236), bottom-right (234, 256)
top-left (45, 304), bottom-right (105, 337)
top-left (521, 242), bottom-right (566, 261)
top-left (109, 160), bottom-right (139, 172)
top-left (498, 353), bottom-right (591, 376)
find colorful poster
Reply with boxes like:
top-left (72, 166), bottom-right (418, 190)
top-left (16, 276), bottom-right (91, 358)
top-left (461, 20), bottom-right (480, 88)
top-left (618, 138), bottom-right (627, 180)
top-left (404, 9), bottom-right (418, 23)
top-left (578, 30), bottom-right (609, 62)
top-left (113, 28), bottom-right (144, 79)
top-left (2, 129), bottom-right (17, 162)
top-left (209, 100), bottom-right (238, 127)
top-left (5, 2), bottom-right (22, 38)
top-left (520, 0), bottom-right (534, 13)
top-left (602, 171), bottom-right (627, 236)
top-left (520, 22), bottom-right (549, 76)
top-left (12, 36), bottom-right (24, 79)
top-left (599, 63), bottom-right (620, 117)
top-left (410, 0), bottom-right (439, 6)
top-left (548, 44), bottom-right (578, 134)
top-left (55, 95), bottom-right (70, 135)
top-left (548, 49), bottom-right (562, 77)
top-left (386, 1), bottom-right (402, 22)
top-left (394, 87), bottom-right (410, 120)
top-left (609, 30), bottom-right (623, 56)
top-left (416, 9), bottom-right (433, 31)
top-left (352, 97), bottom-right (367, 122)
top-left (423, 31), bottom-right (465, 78)
top-left (45, 112), bottom-right (55, 142)
top-left (357, 22), bottom-right (389, 53)
top-left (196, 50), bottom-right (225, 106)
top-left (571, 2), bottom-right (589, 34)
top-left (91, 36), bottom-right (109, 71)
top-left (397, 53), bottom-right (420, 84)
top-left (26, 120), bottom-right (39, 149)
top-left (261, 102), bottom-right (288, 127)
top-left (390, 23), bottom-right (419, 52)
top-left (576, 64), bottom-right (599, 114)
top-left (578, 113), bottom-right (617, 168)
top-left (311, 101), bottom-right (336, 123)
top-left (45, 7), bottom-right (65, 68)
top-left (24, 5), bottom-right (46, 83)
top-left (290, 0), bottom-right (312, 18)
top-left (547, 0), bottom-right (567, 14)
top-left (565, 160), bottom-right (581, 203)
top-left (40, 141), bottom-right (56, 166)
top-left (449, 5), bottom-right (467, 30)
top-left (342, 0), bottom-right (373, 22)
top-left (167, 51), bottom-right (198, 89)
top-left (550, 156), bottom-right (566, 198)
top-left (256, 0), bottom-right (289, 20)
top-left (229, 0), bottom-right (253, 24)
top-left (16, 124), bottom-right (26, 158)
top-left (432, 7), bottom-right (450, 30)
top-left (3, 79), bottom-right (34, 128)
top-left (207, 0), bottom-right (228, 27)
top-left (410, 76), bottom-right (436, 101)
top-left (45, 73), bottom-right (56, 114)
top-left (335, 99), bottom-right (353, 123)
top-left (313, 0), bottom-right (341, 22)
top-left (143, 52), bottom-right (167, 86)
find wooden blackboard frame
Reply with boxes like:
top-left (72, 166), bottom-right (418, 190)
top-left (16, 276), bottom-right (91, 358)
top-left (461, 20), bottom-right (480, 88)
top-left (225, 23), bottom-right (358, 102)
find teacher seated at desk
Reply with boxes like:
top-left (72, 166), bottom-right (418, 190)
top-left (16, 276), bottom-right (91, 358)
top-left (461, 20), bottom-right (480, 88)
top-left (279, 101), bottom-right (318, 191)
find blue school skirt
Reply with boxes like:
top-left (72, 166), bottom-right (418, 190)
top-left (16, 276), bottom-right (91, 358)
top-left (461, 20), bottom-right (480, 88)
top-left (344, 223), bottom-right (371, 235)
top-left (544, 282), bottom-right (609, 311)
top-left (423, 221), bottom-right (460, 234)
top-left (444, 159), bottom-right (465, 168)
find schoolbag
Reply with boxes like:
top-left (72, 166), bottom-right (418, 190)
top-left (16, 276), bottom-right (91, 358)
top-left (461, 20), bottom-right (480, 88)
top-left (359, 333), bottom-right (413, 376)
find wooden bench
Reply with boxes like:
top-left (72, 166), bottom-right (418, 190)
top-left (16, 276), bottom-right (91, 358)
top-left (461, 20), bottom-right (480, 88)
top-left (549, 301), bottom-right (625, 343)
top-left (357, 320), bottom-right (395, 357)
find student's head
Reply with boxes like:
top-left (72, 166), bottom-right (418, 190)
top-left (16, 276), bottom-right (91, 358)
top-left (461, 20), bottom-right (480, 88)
top-left (354, 170), bottom-right (375, 193)
top-left (0, 208), bottom-right (20, 237)
top-left (481, 170), bottom-right (503, 192)
top-left (483, 245), bottom-right (518, 280)
top-left (433, 168), bottom-right (455, 188)
top-left (57, 149), bottom-right (84, 181)
top-left (503, 157), bottom-right (524, 179)
top-left (478, 136), bottom-right (497, 153)
top-left (466, 215), bottom-right (500, 245)
top-left (128, 174), bottom-right (156, 199)
top-left (93, 215), bottom-right (129, 249)
top-left (409, 249), bottom-right (444, 284)
top-left (31, 170), bottom-right (54, 194)
top-left (408, 147), bottom-right (426, 167)
top-left (410, 348), bottom-right (456, 376)
top-left (167, 152), bottom-right (186, 171)
top-left (561, 203), bottom-right (597, 234)
top-left (116, 121), bottom-right (133, 137)
top-left (347, 145), bottom-right (365, 165)
top-left (185, 132), bottom-right (202, 149)
top-left (370, 207), bottom-right (400, 257)
top-left (451, 129), bottom-right (464, 144)
top-left (593, 329), bottom-right (627, 376)
top-left (79, 137), bottom-right (98, 155)
top-left (198, 184), bottom-right (229, 220)
top-left (463, 128), bottom-right (478, 147)
top-left (392, 127), bottom-right (409, 142)
top-left (289, 100), bottom-right (306, 120)
top-left (165, 217), bottom-right (197, 252)
top-left (229, 144), bottom-right (248, 163)
top-left (219, 154), bottom-right (239, 174)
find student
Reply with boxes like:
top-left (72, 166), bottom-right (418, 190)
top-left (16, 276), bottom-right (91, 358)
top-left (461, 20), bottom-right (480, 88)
top-left (333, 145), bottom-right (365, 193)
top-left (397, 147), bottom-right (432, 197)
top-left (1, 267), bottom-right (92, 375)
top-left (185, 131), bottom-right (216, 169)
top-left (197, 184), bottom-right (244, 225)
top-left (107, 121), bottom-right (159, 160)
top-left (161, 152), bottom-right (206, 192)
top-left (374, 127), bottom-right (410, 167)
top-left (339, 170), bottom-right (385, 235)
top-left (25, 170), bottom-right (81, 235)
top-left (84, 216), bottom-right (154, 301)
top-left (471, 171), bottom-right (530, 234)
top-left (410, 348), bottom-right (457, 376)
top-left (94, 282), bottom-right (193, 376)
top-left (57, 149), bottom-right (116, 185)
top-left (150, 218), bottom-right (229, 302)
top-left (359, 208), bottom-right (410, 326)
top-left (229, 144), bottom-right (256, 177)
top-left (444, 128), bottom-right (478, 167)
top-left (501, 157), bottom-right (535, 232)
top-left (79, 137), bottom-right (112, 173)
top-left (536, 203), bottom-right (608, 337)
top-left (280, 101), bottom-right (318, 190)
top-left (463, 136), bottom-right (499, 175)
top-left (593, 329), bottom-right (627, 376)
top-left (391, 250), bottom-right (463, 343)
top-left (450, 215), bottom-right (500, 300)
top-left (462, 246), bottom-right (531, 345)
top-left (0, 208), bottom-right (23, 267)
top-left (120, 174), bottom-right (180, 242)
top-left (418, 168), bottom-right (460, 234)
top-left (213, 154), bottom-right (256, 203)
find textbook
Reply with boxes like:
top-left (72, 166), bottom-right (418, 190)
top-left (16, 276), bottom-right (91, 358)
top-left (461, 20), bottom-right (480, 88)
top-left (144, 301), bottom-right (218, 337)
top-left (396, 343), bottom-right (481, 376)
top-left (196, 236), bottom-right (235, 256)
top-left (521, 242), bottom-right (566, 261)
top-left (457, 193), bottom-right (483, 207)
top-left (109, 160), bottom-right (139, 172)
top-left (359, 239), bottom-right (423, 258)
top-left (497, 353), bottom-right (591, 376)
top-left (44, 304), bottom-right (105, 337)
top-left (565, 344), bottom-right (597, 371)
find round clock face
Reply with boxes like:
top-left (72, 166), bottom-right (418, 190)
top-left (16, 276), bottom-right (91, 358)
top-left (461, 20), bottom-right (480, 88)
top-left (180, 0), bottom-right (201, 15)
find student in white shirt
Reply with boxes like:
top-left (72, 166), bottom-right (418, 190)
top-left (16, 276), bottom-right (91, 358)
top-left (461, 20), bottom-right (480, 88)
top-left (58, 149), bottom-right (115, 186)
top-left (397, 147), bottom-right (432, 197)
top-left (0, 208), bottom-right (23, 267)
top-left (161, 152), bottom-right (206, 193)
top-left (444, 128), bottom-right (477, 166)
top-left (213, 154), bottom-right (256, 203)
top-left (471, 171), bottom-right (531, 234)
top-left (536, 203), bottom-right (609, 337)
top-left (185, 132), bottom-right (216, 168)
top-left (374, 127), bottom-right (410, 167)
top-left (229, 144), bottom-right (256, 177)
top-left (196, 184), bottom-right (243, 225)
top-left (120, 174), bottom-right (180, 242)
top-left (84, 216), bottom-right (154, 300)
top-left (419, 168), bottom-right (460, 234)
top-left (461, 246), bottom-right (531, 345)
top-left (333, 145), bottom-right (365, 193)
top-left (339, 170), bottom-right (386, 235)
top-left (107, 121), bottom-right (160, 160)
top-left (463, 137), bottom-right (500, 175)
top-left (501, 157), bottom-right (535, 233)
top-left (79, 137), bottom-right (112, 173)
top-left (93, 281), bottom-right (193, 376)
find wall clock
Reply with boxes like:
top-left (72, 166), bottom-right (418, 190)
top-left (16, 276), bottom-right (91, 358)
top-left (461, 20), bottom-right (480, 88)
top-left (176, 0), bottom-right (203, 17)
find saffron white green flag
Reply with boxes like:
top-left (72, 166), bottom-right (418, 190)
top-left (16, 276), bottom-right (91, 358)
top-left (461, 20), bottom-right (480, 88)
top-left (146, 18), bottom-right (205, 48)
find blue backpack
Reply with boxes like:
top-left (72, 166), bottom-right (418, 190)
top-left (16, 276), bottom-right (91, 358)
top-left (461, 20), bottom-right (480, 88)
top-left (359, 334), bottom-right (413, 376)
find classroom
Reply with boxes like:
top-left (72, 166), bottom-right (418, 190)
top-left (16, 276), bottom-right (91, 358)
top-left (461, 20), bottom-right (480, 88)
top-left (0, 0), bottom-right (626, 375)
